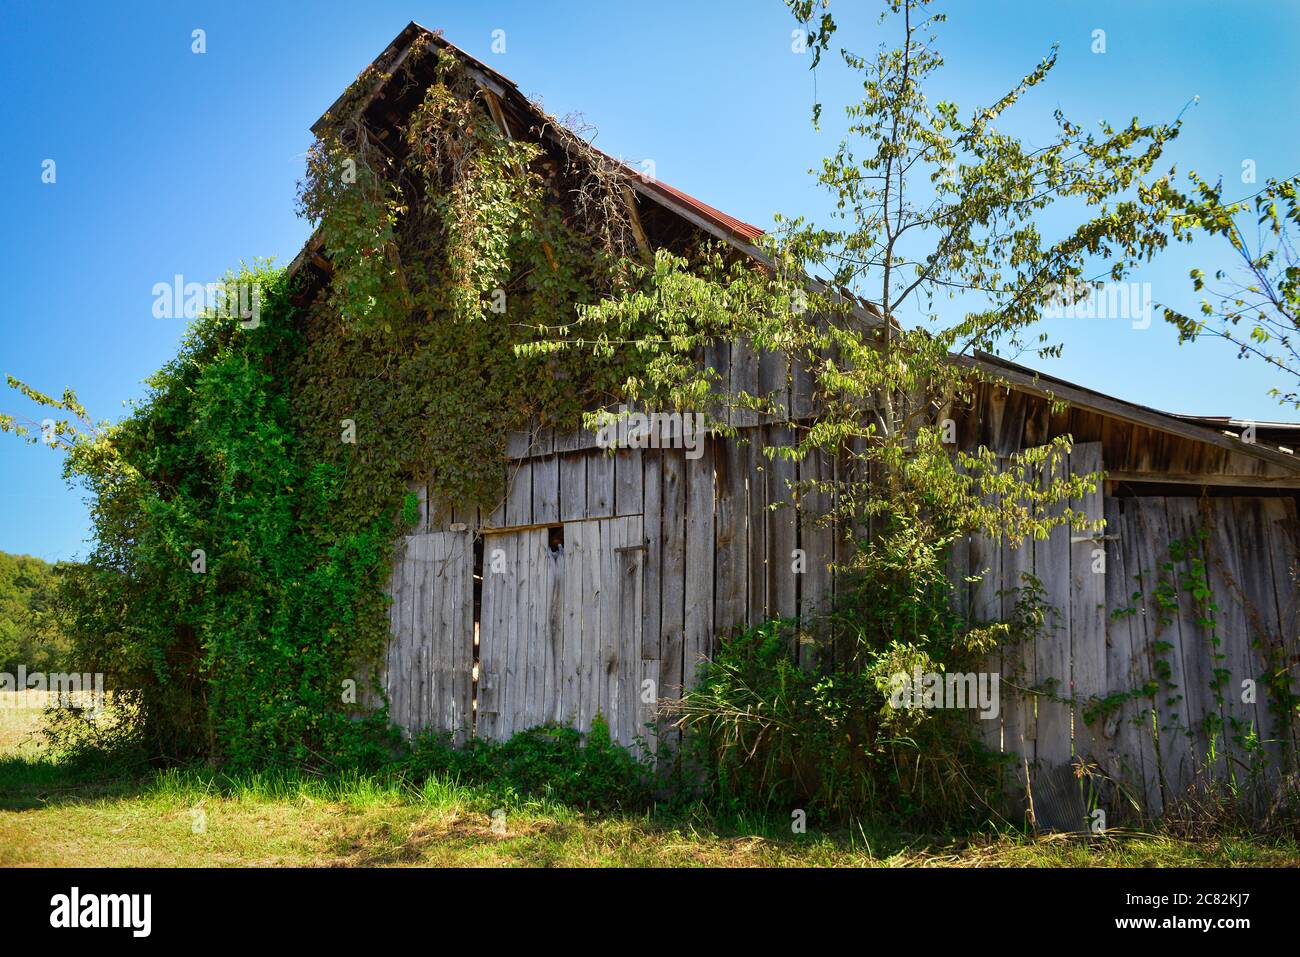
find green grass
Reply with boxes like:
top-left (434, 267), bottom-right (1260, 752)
top-left (1, 695), bottom-right (1296, 867)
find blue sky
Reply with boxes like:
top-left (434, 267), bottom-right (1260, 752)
top-left (1, 0), bottom-right (1297, 562)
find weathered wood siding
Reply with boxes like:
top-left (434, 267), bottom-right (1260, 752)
top-left (957, 453), bottom-right (1300, 825)
top-left (381, 527), bottom-right (475, 744)
top-left (381, 414), bottom-right (1299, 820)
top-left (477, 515), bottom-right (649, 745)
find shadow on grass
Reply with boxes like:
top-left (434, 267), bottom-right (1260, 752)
top-left (0, 753), bottom-right (155, 811)
top-left (6, 754), bottom-right (1294, 867)
top-left (0, 750), bottom-right (937, 865)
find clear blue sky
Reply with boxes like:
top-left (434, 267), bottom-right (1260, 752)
top-left (1, 0), bottom-right (1297, 562)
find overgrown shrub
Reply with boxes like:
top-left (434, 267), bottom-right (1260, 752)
top-left (673, 515), bottom-right (1023, 828)
top-left (400, 715), bottom-right (654, 811)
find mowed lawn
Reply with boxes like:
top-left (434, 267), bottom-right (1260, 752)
top-left (1, 694), bottom-right (1296, 867)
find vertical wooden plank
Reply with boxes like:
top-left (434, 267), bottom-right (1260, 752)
top-left (477, 535), bottom-right (498, 739)
top-left (427, 533), bottom-right (445, 736)
top-left (1131, 496), bottom-right (1195, 797)
top-left (506, 426), bottom-right (531, 460)
top-left (1069, 443), bottom-right (1108, 771)
top-left (1032, 451), bottom-right (1070, 775)
top-left (1165, 496), bottom-right (1218, 780)
top-left (522, 529), bottom-right (542, 732)
top-left (428, 494), bottom-right (452, 533)
top-left (705, 340), bottom-right (731, 425)
top-left (534, 425), bottom-right (555, 457)
top-left (454, 529), bottom-right (474, 744)
top-left (642, 449), bottom-right (662, 662)
top-left (1203, 497), bottom-right (1262, 783)
top-left (789, 343), bottom-right (815, 421)
top-left (560, 453), bottom-right (587, 522)
top-left (1002, 528), bottom-right (1036, 773)
top-left (533, 454), bottom-right (559, 524)
top-left (641, 658), bottom-right (659, 756)
top-left (554, 423), bottom-right (580, 454)
top-left (484, 462), bottom-right (508, 528)
top-left (968, 468), bottom-right (1004, 760)
top-left (442, 530), bottom-right (465, 739)
top-left (768, 425), bottom-right (799, 621)
top-left (600, 515), bottom-right (619, 731)
top-left (1234, 497), bottom-right (1294, 774)
top-left (615, 516), bottom-right (645, 745)
top-left (659, 449), bottom-right (687, 710)
top-left (421, 533), bottom-right (439, 736)
top-left (599, 517), bottom-right (620, 737)
top-left (1262, 497), bottom-right (1300, 766)
top-left (587, 450), bottom-right (615, 518)
top-left (402, 536), bottom-right (420, 734)
top-left (642, 449), bottom-right (663, 754)
top-left (948, 458), bottom-right (972, 624)
top-left (614, 446), bottom-right (643, 517)
top-left (1104, 496), bottom-right (1163, 816)
top-left (450, 502), bottom-right (479, 532)
top-left (684, 436), bottom-right (715, 689)
top-left (491, 533), bottom-right (512, 740)
top-left (489, 533), bottom-right (519, 740)
top-left (758, 346), bottom-right (789, 424)
top-left (731, 337), bottom-right (760, 429)
top-left (488, 535), bottom-right (514, 738)
top-left (561, 518), bottom-right (584, 728)
top-left (518, 529), bottom-right (535, 733)
top-left (747, 427), bottom-right (769, 625)
top-left (714, 434), bottom-right (748, 635)
top-left (505, 460), bottom-right (532, 528)
top-left (799, 445), bottom-right (834, 636)
top-left (580, 518), bottom-right (602, 733)
top-left (981, 388), bottom-right (1008, 453)
top-left (390, 539), bottom-right (406, 733)
top-left (540, 528), bottom-right (560, 730)
top-left (434, 532), bottom-right (452, 738)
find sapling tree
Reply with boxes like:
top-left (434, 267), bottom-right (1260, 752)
top-left (552, 0), bottom-right (1182, 573)
top-left (1158, 174), bottom-right (1300, 409)
top-left (534, 0), bottom-right (1190, 815)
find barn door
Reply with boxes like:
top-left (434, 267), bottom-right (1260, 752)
top-left (385, 530), bottom-right (475, 743)
top-left (478, 515), bottom-right (646, 746)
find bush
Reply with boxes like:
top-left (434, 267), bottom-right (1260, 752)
top-left (671, 516), bottom-right (1018, 829)
top-left (400, 715), bottom-right (654, 812)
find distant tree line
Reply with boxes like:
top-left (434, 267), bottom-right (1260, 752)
top-left (0, 550), bottom-right (72, 675)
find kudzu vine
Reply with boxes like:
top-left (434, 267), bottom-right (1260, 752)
top-left (6, 41), bottom-right (672, 767)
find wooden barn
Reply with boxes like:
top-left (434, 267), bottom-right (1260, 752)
top-left (289, 23), bottom-right (1300, 819)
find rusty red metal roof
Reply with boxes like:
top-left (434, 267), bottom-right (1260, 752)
top-left (641, 178), bottom-right (765, 242)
